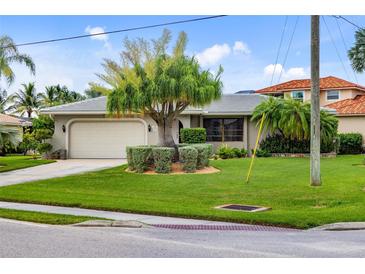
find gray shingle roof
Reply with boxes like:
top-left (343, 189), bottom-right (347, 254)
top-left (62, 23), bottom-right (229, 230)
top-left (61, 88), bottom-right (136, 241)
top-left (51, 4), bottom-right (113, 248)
top-left (41, 94), bottom-right (268, 115)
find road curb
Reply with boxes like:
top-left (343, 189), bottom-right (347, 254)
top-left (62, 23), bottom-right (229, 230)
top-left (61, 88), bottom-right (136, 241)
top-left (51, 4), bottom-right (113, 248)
top-left (310, 222), bottom-right (365, 231)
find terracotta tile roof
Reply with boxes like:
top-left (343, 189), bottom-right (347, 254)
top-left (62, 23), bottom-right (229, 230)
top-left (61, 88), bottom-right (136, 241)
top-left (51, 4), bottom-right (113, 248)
top-left (256, 76), bottom-right (365, 94)
top-left (0, 113), bottom-right (32, 126)
top-left (325, 95), bottom-right (365, 115)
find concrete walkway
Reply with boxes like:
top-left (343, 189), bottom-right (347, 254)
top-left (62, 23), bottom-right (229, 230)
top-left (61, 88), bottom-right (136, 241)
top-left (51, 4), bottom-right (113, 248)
top-left (0, 201), bottom-right (262, 226)
top-left (0, 159), bottom-right (124, 187)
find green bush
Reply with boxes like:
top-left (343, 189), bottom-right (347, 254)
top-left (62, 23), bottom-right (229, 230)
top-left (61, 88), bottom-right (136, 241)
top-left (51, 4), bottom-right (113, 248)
top-left (126, 146), bottom-right (135, 171)
top-left (152, 147), bottom-right (175, 173)
top-left (131, 146), bottom-right (153, 173)
top-left (179, 146), bottom-right (198, 173)
top-left (180, 128), bottom-right (206, 144)
top-left (260, 134), bottom-right (337, 154)
top-left (37, 143), bottom-right (53, 156)
top-left (189, 144), bottom-right (212, 168)
top-left (217, 144), bottom-right (248, 159)
top-left (253, 148), bottom-right (271, 157)
top-left (338, 133), bottom-right (363, 154)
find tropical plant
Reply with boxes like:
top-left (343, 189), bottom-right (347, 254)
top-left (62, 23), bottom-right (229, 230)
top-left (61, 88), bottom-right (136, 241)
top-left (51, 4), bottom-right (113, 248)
top-left (0, 125), bottom-right (21, 155)
top-left (252, 97), bottom-right (338, 143)
top-left (85, 88), bottom-right (102, 99)
top-left (348, 28), bottom-right (365, 73)
top-left (92, 29), bottom-right (223, 146)
top-left (39, 86), bottom-right (60, 107)
top-left (251, 96), bottom-right (284, 135)
top-left (13, 82), bottom-right (40, 117)
top-left (0, 89), bottom-right (14, 113)
top-left (0, 35), bottom-right (35, 86)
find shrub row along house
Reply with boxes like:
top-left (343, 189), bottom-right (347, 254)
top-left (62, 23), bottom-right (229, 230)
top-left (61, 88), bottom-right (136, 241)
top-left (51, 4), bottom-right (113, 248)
top-left (41, 75), bottom-right (365, 159)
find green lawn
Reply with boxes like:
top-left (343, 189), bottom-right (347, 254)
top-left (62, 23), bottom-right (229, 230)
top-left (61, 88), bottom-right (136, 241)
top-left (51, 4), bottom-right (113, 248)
top-left (0, 208), bottom-right (102, 225)
top-left (0, 155), bottom-right (364, 228)
top-left (0, 155), bottom-right (55, 173)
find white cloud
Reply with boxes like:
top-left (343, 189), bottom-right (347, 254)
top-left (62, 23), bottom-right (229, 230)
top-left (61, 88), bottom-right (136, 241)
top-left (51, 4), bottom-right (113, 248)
top-left (196, 43), bottom-right (231, 67)
top-left (233, 41), bottom-right (251, 55)
top-left (85, 26), bottom-right (108, 41)
top-left (264, 64), bottom-right (308, 82)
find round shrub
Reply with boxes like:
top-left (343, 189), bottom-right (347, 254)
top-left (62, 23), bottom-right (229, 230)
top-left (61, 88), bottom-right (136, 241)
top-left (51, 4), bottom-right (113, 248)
top-left (152, 147), bottom-right (175, 173)
top-left (126, 146), bottom-right (135, 170)
top-left (338, 133), bottom-right (363, 154)
top-left (190, 144), bottom-right (212, 168)
top-left (179, 146), bottom-right (198, 173)
top-left (180, 128), bottom-right (206, 144)
top-left (131, 146), bottom-right (153, 173)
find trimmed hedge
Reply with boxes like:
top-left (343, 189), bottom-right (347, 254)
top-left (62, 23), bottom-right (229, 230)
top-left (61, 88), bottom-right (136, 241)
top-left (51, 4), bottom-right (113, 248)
top-left (189, 144), bottom-right (213, 169)
top-left (152, 147), bottom-right (175, 173)
top-left (179, 146), bottom-right (198, 172)
top-left (260, 134), bottom-right (336, 154)
top-left (180, 128), bottom-right (206, 144)
top-left (338, 133), bottom-right (363, 154)
top-left (128, 146), bottom-right (153, 173)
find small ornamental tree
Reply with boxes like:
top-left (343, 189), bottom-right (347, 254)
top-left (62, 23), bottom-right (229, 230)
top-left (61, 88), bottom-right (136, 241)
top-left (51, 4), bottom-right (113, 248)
top-left (90, 29), bottom-right (223, 147)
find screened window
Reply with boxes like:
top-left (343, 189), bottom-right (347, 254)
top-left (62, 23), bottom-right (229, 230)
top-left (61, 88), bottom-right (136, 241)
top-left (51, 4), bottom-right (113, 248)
top-left (203, 118), bottom-right (243, 142)
top-left (291, 90), bottom-right (304, 101)
top-left (327, 90), bottom-right (339, 101)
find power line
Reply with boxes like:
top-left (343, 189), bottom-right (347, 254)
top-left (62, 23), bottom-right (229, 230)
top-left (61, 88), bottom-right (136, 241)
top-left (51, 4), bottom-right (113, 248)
top-left (277, 16), bottom-right (299, 84)
top-left (270, 16), bottom-right (288, 86)
top-left (332, 15), bottom-right (363, 30)
top-left (322, 16), bottom-right (351, 81)
top-left (333, 16), bottom-right (359, 83)
top-left (1, 15), bottom-right (227, 49)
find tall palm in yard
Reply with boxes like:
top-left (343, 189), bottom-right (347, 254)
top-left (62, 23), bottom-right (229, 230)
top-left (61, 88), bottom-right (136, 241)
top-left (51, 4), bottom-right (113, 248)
top-left (0, 89), bottom-right (14, 113)
top-left (39, 86), bottom-right (60, 107)
top-left (348, 28), bottom-right (365, 73)
top-left (13, 82), bottom-right (40, 117)
top-left (0, 35), bottom-right (35, 86)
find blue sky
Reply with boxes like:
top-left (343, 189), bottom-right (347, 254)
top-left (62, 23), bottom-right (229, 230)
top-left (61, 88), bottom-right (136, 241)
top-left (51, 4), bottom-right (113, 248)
top-left (1, 15), bottom-right (365, 94)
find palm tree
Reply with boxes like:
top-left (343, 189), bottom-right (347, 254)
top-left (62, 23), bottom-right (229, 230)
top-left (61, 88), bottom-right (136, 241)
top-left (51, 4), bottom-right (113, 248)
top-left (348, 28), bottom-right (365, 73)
top-left (0, 125), bottom-right (21, 155)
top-left (251, 96), bottom-right (284, 135)
top-left (0, 89), bottom-right (14, 113)
top-left (39, 86), bottom-right (60, 107)
top-left (0, 35), bottom-right (35, 86)
top-left (13, 82), bottom-right (40, 117)
top-left (279, 99), bottom-right (310, 140)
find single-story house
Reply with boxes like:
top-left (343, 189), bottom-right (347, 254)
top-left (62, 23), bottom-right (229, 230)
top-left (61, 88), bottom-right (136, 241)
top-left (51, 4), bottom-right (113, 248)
top-left (41, 94), bottom-right (267, 159)
top-left (0, 113), bottom-right (32, 140)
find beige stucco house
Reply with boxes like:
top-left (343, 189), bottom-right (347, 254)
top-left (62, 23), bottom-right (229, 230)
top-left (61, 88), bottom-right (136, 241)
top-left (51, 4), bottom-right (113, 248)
top-left (256, 76), bottom-right (365, 144)
top-left (41, 94), bottom-right (267, 159)
top-left (0, 113), bottom-right (32, 140)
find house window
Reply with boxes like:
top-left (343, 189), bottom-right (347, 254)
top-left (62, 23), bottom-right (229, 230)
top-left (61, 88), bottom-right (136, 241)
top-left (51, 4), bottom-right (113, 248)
top-left (291, 90), bottom-right (304, 101)
top-left (327, 90), bottom-right (340, 101)
top-left (203, 118), bottom-right (243, 142)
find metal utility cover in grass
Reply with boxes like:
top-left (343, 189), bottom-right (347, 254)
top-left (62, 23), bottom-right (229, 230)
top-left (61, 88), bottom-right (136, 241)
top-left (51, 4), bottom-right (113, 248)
top-left (215, 204), bottom-right (271, 212)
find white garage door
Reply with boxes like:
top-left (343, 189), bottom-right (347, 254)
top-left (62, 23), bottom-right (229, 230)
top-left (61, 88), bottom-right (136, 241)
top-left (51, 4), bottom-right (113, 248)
top-left (69, 120), bottom-right (146, 159)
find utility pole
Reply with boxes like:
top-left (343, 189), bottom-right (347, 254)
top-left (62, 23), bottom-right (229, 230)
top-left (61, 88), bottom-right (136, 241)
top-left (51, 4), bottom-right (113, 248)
top-left (310, 15), bottom-right (321, 186)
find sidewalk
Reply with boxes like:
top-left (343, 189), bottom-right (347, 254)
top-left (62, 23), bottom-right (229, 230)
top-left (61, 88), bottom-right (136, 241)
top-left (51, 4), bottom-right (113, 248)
top-left (0, 201), bottom-right (241, 225)
top-left (0, 201), bottom-right (300, 232)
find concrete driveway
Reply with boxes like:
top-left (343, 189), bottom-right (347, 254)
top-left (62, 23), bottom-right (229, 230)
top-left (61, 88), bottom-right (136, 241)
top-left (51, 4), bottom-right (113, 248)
top-left (0, 159), bottom-right (124, 187)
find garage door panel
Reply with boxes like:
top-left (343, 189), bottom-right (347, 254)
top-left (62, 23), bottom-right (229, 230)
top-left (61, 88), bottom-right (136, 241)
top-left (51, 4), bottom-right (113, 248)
top-left (69, 121), bottom-right (146, 159)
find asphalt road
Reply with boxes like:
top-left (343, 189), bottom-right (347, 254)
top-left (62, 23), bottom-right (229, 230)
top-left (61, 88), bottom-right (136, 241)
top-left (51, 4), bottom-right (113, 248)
top-left (1, 218), bottom-right (365, 257)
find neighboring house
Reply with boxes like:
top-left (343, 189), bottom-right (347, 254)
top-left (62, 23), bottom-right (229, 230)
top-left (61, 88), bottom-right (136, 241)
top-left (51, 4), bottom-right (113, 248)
top-left (0, 113), bottom-right (32, 141)
top-left (256, 76), bottom-right (365, 107)
top-left (326, 95), bottom-right (365, 144)
top-left (40, 94), bottom-right (267, 159)
top-left (256, 75), bottom-right (365, 144)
